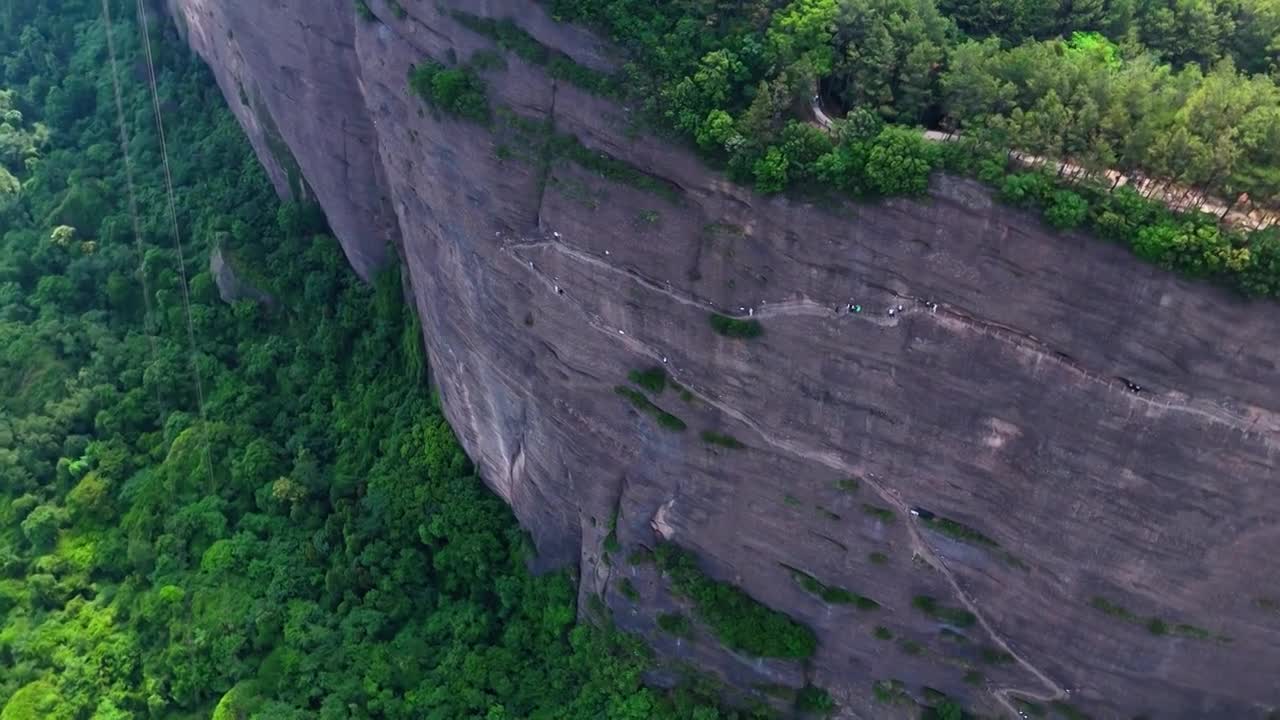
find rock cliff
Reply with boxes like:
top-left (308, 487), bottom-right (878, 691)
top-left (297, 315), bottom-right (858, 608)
top-left (163, 1), bottom-right (1280, 717)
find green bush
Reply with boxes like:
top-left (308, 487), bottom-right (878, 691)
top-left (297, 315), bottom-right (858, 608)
top-left (873, 626), bottom-right (893, 640)
top-left (450, 12), bottom-right (622, 97)
top-left (999, 171), bottom-right (1055, 207)
top-left (627, 548), bottom-right (655, 565)
top-left (796, 685), bottom-right (835, 713)
top-left (864, 127), bottom-right (940, 196)
top-left (854, 595), bottom-right (881, 611)
top-left (708, 313), bottom-right (763, 339)
top-left (868, 551), bottom-right (889, 564)
top-left (1089, 596), bottom-right (1137, 622)
top-left (657, 612), bottom-right (693, 637)
top-left (980, 646), bottom-right (1014, 664)
top-left (700, 430), bottom-right (745, 449)
top-left (922, 516), bottom-right (998, 548)
top-left (790, 569), bottom-right (864, 605)
top-left (1045, 189), bottom-right (1089, 229)
top-left (407, 61), bottom-right (490, 123)
top-left (861, 504), bottom-right (895, 522)
top-left (872, 679), bottom-right (908, 704)
top-left (911, 595), bottom-right (976, 627)
top-left (619, 578), bottom-right (639, 601)
top-left (615, 386), bottom-right (687, 431)
top-left (628, 367), bottom-right (667, 394)
top-left (548, 133), bottom-right (683, 201)
top-left (654, 544), bottom-right (817, 658)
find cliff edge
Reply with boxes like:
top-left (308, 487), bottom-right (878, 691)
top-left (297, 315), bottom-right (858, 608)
top-left (164, 0), bottom-right (1280, 717)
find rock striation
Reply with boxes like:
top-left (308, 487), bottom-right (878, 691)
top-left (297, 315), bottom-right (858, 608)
top-left (164, 1), bottom-right (1280, 717)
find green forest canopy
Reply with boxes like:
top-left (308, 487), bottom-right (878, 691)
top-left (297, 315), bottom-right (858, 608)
top-left (536, 0), bottom-right (1280, 296)
top-left (549, 0), bottom-right (1280, 205)
top-left (0, 1), bottom-right (764, 718)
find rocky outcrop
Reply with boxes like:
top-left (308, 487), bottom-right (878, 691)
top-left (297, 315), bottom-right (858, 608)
top-left (165, 1), bottom-right (1280, 717)
top-left (209, 246), bottom-right (273, 306)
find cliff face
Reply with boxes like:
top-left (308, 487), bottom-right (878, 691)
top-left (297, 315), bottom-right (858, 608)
top-left (165, 1), bottom-right (1280, 717)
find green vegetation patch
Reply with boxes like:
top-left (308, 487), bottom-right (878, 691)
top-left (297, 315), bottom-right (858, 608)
top-left (657, 612), bottom-right (693, 638)
top-left (449, 11), bottom-right (623, 97)
top-left (980, 646), bottom-right (1014, 664)
top-left (788, 567), bottom-right (876, 607)
top-left (615, 385), bottom-right (687, 431)
top-left (872, 679), bottom-right (910, 705)
top-left (1015, 699), bottom-right (1048, 717)
top-left (1089, 595), bottom-right (1218, 641)
top-left (709, 313), bottom-right (764, 339)
top-left (545, 0), bottom-right (1280, 301)
top-left (619, 578), bottom-right (639, 601)
top-left (861, 504), bottom-right (895, 522)
top-left (796, 685), bottom-right (835, 714)
top-left (868, 551), bottom-right (889, 565)
top-left (700, 430), bottom-right (745, 449)
top-left (1089, 595), bottom-right (1138, 622)
top-left (628, 366), bottom-right (668, 394)
top-left (627, 548), bottom-right (656, 565)
top-left (655, 543), bottom-right (817, 658)
top-left (407, 60), bottom-right (490, 123)
top-left (911, 595), bottom-right (977, 627)
top-left (873, 626), bottom-right (893, 640)
top-left (548, 133), bottom-right (684, 202)
top-left (1051, 701), bottom-right (1092, 720)
top-left (899, 639), bottom-right (924, 655)
top-left (921, 515), bottom-right (998, 548)
top-left (835, 478), bottom-right (860, 492)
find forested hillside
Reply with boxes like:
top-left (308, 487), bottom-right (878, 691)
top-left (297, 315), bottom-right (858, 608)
top-left (0, 2), bottom-right (757, 718)
top-left (543, 0), bottom-right (1280, 296)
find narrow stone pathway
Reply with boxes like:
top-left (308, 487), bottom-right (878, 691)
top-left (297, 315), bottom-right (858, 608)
top-left (506, 233), bottom-right (1280, 446)
top-left (505, 231), bottom-right (1069, 716)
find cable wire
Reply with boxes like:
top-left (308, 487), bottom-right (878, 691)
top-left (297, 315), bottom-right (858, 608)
top-left (132, 0), bottom-right (218, 490)
top-left (100, 0), bottom-right (161, 408)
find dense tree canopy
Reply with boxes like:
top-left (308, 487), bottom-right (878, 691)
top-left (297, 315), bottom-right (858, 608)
top-left (0, 2), bottom-right (762, 718)
top-left (546, 0), bottom-right (1280, 296)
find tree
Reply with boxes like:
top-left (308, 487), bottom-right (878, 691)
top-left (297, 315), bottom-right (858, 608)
top-left (832, 0), bottom-right (954, 122)
top-left (753, 146), bottom-right (791, 193)
top-left (864, 126), bottom-right (940, 195)
top-left (20, 503), bottom-right (66, 551)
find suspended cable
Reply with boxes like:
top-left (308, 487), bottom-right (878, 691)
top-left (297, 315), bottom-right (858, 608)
top-left (132, 0), bottom-right (217, 489)
top-left (99, 0), bottom-right (161, 408)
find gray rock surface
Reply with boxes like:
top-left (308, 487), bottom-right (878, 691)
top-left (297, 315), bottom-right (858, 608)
top-left (209, 246), bottom-right (273, 306)
top-left (166, 1), bottom-right (1280, 717)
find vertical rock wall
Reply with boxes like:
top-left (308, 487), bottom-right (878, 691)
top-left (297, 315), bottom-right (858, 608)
top-left (166, 1), bottom-right (1280, 717)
